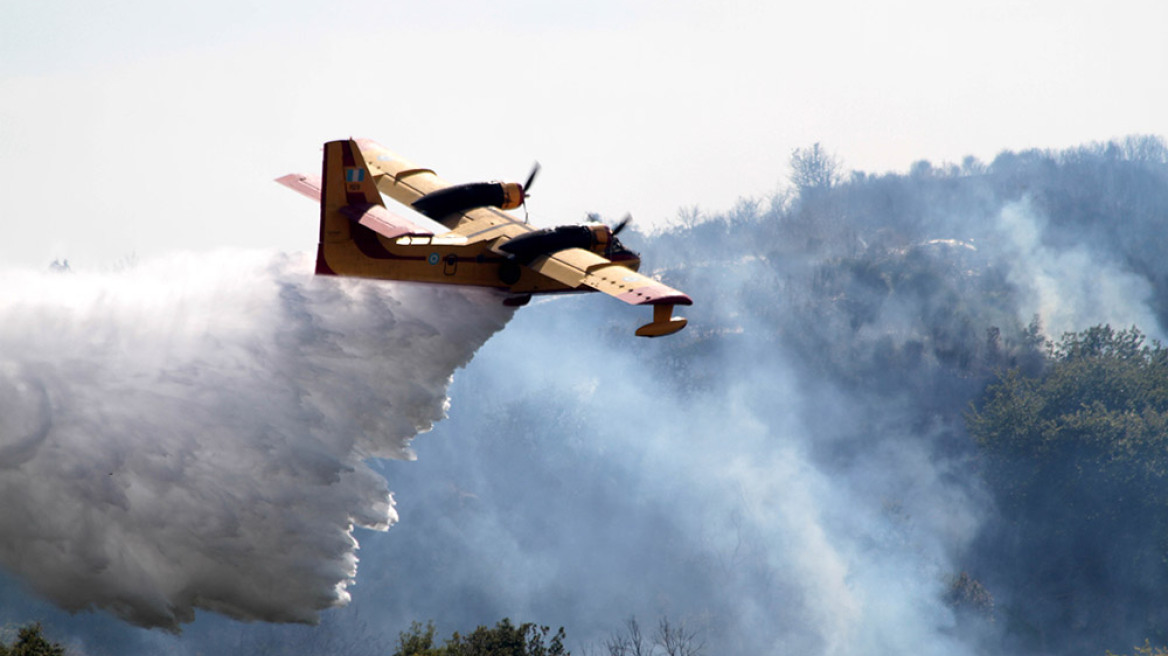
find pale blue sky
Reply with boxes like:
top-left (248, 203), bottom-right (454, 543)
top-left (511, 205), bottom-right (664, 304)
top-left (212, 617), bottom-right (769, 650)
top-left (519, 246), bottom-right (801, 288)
top-left (2, 0), bottom-right (1165, 268)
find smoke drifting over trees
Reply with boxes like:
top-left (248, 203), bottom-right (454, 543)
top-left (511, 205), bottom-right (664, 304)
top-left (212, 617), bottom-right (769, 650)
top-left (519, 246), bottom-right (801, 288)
top-left (2, 136), bottom-right (1168, 655)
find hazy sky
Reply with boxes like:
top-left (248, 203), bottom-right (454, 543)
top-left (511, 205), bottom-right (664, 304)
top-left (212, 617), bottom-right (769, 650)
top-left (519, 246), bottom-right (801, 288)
top-left (2, 0), bottom-right (1165, 268)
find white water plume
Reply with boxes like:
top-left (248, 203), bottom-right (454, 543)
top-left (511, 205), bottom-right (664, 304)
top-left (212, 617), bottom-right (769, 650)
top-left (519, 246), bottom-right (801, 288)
top-left (0, 250), bottom-right (513, 630)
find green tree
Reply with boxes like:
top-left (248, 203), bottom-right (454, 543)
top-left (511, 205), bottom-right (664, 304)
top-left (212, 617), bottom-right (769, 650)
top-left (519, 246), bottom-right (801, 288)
top-left (967, 325), bottom-right (1168, 650)
top-left (969, 325), bottom-right (1168, 520)
top-left (394, 618), bottom-right (568, 656)
top-left (1107, 640), bottom-right (1168, 656)
top-left (394, 620), bottom-right (443, 656)
top-left (0, 624), bottom-right (66, 656)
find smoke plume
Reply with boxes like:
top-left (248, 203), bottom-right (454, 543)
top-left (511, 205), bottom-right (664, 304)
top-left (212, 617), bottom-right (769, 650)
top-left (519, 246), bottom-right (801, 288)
top-left (4, 137), bottom-right (1168, 656)
top-left (0, 250), bottom-right (513, 630)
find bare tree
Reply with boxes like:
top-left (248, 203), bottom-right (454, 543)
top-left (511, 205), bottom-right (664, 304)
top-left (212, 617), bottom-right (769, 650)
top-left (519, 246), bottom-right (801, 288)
top-left (605, 617), bottom-right (648, 656)
top-left (790, 143), bottom-right (841, 192)
top-left (654, 617), bottom-right (703, 656)
top-left (603, 617), bottom-right (702, 656)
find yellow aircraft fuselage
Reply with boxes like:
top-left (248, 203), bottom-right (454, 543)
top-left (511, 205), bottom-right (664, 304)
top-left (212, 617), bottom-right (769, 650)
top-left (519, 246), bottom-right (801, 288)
top-left (317, 234), bottom-right (641, 297)
top-left (279, 139), bottom-right (690, 336)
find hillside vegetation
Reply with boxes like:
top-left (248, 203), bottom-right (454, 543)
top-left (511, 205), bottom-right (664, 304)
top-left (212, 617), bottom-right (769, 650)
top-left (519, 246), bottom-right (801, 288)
top-left (8, 136), bottom-right (1168, 656)
top-left (969, 326), bottom-right (1168, 650)
top-left (632, 136), bottom-right (1168, 654)
top-left (372, 135), bottom-right (1168, 656)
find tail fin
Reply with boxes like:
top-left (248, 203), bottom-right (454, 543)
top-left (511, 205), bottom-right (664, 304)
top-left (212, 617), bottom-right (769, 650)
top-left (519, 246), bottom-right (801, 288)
top-left (320, 139), bottom-right (384, 242)
top-left (316, 139), bottom-right (385, 274)
top-left (303, 139), bottom-right (436, 275)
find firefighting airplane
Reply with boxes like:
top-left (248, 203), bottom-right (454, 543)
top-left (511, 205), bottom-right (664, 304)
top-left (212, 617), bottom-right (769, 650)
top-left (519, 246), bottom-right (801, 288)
top-left (277, 139), bottom-right (692, 336)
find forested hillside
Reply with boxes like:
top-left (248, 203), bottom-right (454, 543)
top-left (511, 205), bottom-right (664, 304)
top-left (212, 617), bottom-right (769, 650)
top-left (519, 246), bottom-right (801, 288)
top-left (5, 136), bottom-right (1168, 656)
top-left (630, 136), bottom-right (1168, 654)
top-left (344, 136), bottom-right (1168, 656)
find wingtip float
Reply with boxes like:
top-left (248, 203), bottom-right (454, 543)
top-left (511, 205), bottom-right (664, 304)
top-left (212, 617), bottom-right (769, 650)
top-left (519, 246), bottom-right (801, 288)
top-left (277, 139), bottom-right (692, 337)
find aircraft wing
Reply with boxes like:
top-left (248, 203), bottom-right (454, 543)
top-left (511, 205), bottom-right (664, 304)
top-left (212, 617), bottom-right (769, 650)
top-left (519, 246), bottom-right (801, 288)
top-left (275, 173), bottom-right (434, 239)
top-left (354, 139), bottom-right (534, 242)
top-left (528, 248), bottom-right (692, 336)
top-left (354, 139), bottom-right (447, 207)
top-left (529, 248), bottom-right (692, 304)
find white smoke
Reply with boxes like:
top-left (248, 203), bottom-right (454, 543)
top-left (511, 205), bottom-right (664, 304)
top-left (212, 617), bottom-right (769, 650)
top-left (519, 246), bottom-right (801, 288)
top-left (994, 199), bottom-right (1164, 340)
top-left (0, 250), bottom-right (514, 630)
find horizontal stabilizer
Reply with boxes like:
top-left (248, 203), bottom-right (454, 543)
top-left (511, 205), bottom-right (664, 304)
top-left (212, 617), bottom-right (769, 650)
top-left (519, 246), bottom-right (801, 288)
top-left (339, 203), bottom-right (433, 240)
top-left (275, 173), bottom-right (323, 201)
top-left (276, 172), bottom-right (434, 239)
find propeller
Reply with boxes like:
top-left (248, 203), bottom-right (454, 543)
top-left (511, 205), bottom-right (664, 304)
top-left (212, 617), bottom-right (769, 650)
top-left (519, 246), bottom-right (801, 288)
top-left (520, 161), bottom-right (540, 223)
top-left (612, 214), bottom-right (632, 236)
top-left (522, 161), bottom-right (541, 196)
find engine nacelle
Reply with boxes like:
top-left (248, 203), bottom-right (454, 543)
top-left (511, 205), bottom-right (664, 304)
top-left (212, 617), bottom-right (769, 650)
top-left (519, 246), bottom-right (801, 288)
top-left (411, 181), bottom-right (525, 220)
top-left (499, 224), bottom-right (627, 263)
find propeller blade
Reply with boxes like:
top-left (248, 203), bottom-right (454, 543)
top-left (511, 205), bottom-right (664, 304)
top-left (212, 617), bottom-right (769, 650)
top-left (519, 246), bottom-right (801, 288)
top-left (523, 161), bottom-right (541, 193)
top-left (612, 214), bottom-right (633, 236)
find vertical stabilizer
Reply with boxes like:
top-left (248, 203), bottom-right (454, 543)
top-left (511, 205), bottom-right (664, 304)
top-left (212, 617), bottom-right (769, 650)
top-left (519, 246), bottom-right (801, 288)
top-left (317, 139), bottom-right (385, 274)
